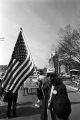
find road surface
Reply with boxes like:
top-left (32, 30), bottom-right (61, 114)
top-left (0, 85), bottom-right (80, 120)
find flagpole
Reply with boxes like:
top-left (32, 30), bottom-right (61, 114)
top-left (20, 28), bottom-right (39, 80)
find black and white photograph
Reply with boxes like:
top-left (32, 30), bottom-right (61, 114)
top-left (0, 0), bottom-right (80, 120)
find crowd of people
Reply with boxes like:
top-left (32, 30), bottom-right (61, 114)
top-left (0, 69), bottom-right (71, 120)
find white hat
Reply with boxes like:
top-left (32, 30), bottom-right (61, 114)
top-left (39, 75), bottom-right (45, 80)
top-left (46, 68), bottom-right (55, 74)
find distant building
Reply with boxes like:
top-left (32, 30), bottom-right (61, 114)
top-left (48, 55), bottom-right (54, 69)
top-left (48, 51), bottom-right (59, 74)
top-left (59, 57), bottom-right (80, 74)
top-left (48, 52), bottom-right (80, 75)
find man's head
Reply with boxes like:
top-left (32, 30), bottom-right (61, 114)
top-left (46, 68), bottom-right (56, 77)
top-left (46, 69), bottom-right (58, 85)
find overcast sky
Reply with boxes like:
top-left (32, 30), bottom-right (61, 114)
top-left (0, 0), bottom-right (80, 68)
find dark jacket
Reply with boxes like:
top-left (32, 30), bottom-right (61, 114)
top-left (41, 76), bottom-right (69, 120)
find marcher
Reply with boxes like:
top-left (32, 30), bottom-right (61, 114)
top-left (6, 91), bottom-right (18, 119)
top-left (35, 80), bottom-right (43, 107)
top-left (40, 74), bottom-right (50, 120)
top-left (47, 72), bottom-right (71, 120)
top-left (35, 75), bottom-right (45, 108)
top-left (41, 69), bottom-right (70, 120)
top-left (23, 80), bottom-right (28, 96)
top-left (0, 79), bottom-right (18, 119)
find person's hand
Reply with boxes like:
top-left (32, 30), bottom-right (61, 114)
top-left (48, 100), bottom-right (51, 108)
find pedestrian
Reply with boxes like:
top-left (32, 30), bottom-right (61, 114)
top-left (35, 75), bottom-right (45, 108)
top-left (35, 80), bottom-right (43, 107)
top-left (40, 74), bottom-right (50, 120)
top-left (0, 79), bottom-right (18, 119)
top-left (41, 68), bottom-right (70, 120)
top-left (47, 72), bottom-right (71, 120)
top-left (23, 80), bottom-right (28, 96)
top-left (6, 91), bottom-right (18, 119)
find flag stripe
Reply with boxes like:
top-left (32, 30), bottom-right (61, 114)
top-left (8, 56), bottom-right (30, 90)
top-left (4, 60), bottom-right (18, 89)
top-left (9, 53), bottom-right (29, 81)
top-left (5, 61), bottom-right (20, 90)
top-left (3, 59), bottom-right (14, 84)
top-left (10, 62), bottom-right (33, 92)
top-left (9, 59), bottom-right (32, 91)
top-left (13, 64), bottom-right (34, 93)
top-left (3, 59), bottom-right (17, 89)
top-left (3, 58), bottom-right (13, 82)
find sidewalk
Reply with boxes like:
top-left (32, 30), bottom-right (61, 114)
top-left (63, 80), bottom-right (79, 91)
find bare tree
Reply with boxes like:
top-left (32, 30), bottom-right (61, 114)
top-left (57, 24), bottom-right (80, 70)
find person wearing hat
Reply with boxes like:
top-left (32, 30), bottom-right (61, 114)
top-left (47, 71), bottom-right (70, 120)
top-left (41, 68), bottom-right (69, 120)
top-left (40, 69), bottom-right (56, 120)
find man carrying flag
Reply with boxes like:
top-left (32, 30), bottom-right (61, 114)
top-left (2, 28), bottom-right (34, 118)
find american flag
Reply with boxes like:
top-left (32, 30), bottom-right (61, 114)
top-left (3, 29), bottom-right (34, 93)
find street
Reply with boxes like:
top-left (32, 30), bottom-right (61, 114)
top-left (0, 86), bottom-right (80, 120)
top-left (68, 89), bottom-right (80, 120)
